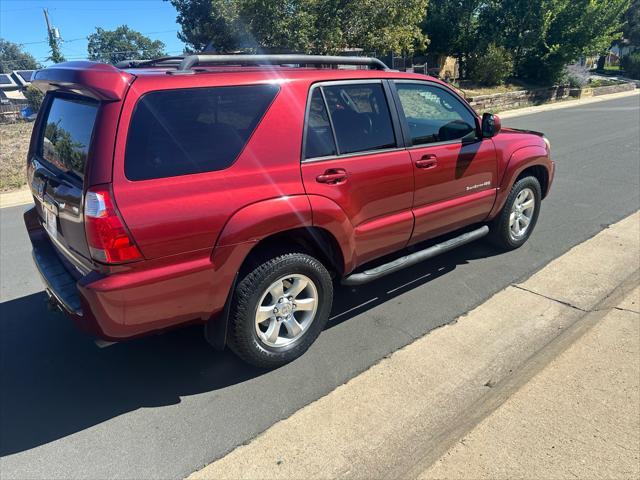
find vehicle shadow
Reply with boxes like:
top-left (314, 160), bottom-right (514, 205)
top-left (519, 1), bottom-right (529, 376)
top-left (0, 239), bottom-right (501, 456)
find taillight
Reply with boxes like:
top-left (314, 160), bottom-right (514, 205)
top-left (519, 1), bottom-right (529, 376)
top-left (84, 185), bottom-right (143, 263)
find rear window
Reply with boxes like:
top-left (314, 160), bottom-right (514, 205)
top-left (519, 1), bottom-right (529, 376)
top-left (125, 84), bottom-right (279, 181)
top-left (40, 96), bottom-right (98, 179)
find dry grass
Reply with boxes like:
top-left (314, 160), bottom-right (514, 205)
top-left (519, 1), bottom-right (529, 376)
top-left (0, 122), bottom-right (33, 192)
top-left (459, 81), bottom-right (543, 98)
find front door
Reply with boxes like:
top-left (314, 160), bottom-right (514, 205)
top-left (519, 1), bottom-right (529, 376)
top-left (392, 81), bottom-right (498, 244)
top-left (301, 81), bottom-right (414, 267)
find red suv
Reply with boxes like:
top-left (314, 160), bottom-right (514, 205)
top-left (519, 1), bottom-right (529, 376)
top-left (24, 55), bottom-right (554, 367)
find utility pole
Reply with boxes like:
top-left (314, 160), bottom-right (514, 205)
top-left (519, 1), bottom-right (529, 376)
top-left (43, 9), bottom-right (65, 63)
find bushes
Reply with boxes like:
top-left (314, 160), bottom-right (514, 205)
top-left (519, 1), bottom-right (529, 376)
top-left (621, 51), bottom-right (640, 79)
top-left (24, 85), bottom-right (44, 112)
top-left (466, 44), bottom-right (513, 86)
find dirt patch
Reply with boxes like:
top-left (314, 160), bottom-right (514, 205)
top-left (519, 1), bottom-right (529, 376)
top-left (0, 122), bottom-right (33, 192)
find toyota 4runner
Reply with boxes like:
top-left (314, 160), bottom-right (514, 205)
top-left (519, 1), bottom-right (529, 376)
top-left (24, 55), bottom-right (554, 367)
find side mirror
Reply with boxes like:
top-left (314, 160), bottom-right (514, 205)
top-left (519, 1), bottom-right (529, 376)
top-left (481, 113), bottom-right (501, 138)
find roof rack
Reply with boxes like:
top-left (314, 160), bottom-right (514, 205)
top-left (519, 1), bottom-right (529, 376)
top-left (116, 54), bottom-right (389, 73)
top-left (115, 56), bottom-right (185, 69)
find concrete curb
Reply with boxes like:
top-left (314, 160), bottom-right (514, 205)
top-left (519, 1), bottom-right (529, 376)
top-left (499, 88), bottom-right (639, 119)
top-left (188, 212), bottom-right (639, 480)
top-left (0, 187), bottom-right (32, 209)
top-left (419, 278), bottom-right (639, 479)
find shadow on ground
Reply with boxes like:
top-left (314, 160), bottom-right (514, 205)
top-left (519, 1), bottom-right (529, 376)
top-left (0, 239), bottom-right (501, 456)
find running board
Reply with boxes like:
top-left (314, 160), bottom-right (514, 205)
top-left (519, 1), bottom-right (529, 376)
top-left (342, 226), bottom-right (490, 286)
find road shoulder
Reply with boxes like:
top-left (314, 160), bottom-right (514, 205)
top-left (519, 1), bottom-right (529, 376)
top-left (189, 212), bottom-right (639, 480)
top-left (420, 282), bottom-right (639, 480)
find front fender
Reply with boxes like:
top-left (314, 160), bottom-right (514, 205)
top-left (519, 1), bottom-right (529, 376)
top-left (489, 145), bottom-right (550, 219)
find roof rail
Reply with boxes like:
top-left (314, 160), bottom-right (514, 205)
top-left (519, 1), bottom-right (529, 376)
top-left (115, 56), bottom-right (185, 69)
top-left (170, 54), bottom-right (389, 73)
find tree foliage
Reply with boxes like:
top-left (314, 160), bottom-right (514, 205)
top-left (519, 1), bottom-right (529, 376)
top-left (466, 44), bottom-right (513, 85)
top-left (87, 25), bottom-right (166, 64)
top-left (623, 0), bottom-right (640, 45)
top-left (0, 38), bottom-right (39, 73)
top-left (169, 0), bottom-right (428, 54)
top-left (481, 0), bottom-right (630, 83)
top-left (24, 85), bottom-right (44, 111)
top-left (421, 0), bottom-right (484, 58)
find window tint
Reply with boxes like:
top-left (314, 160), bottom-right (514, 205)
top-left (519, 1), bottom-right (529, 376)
top-left (40, 96), bottom-right (98, 179)
top-left (322, 83), bottom-right (396, 155)
top-left (125, 84), bottom-right (279, 181)
top-left (304, 89), bottom-right (337, 159)
top-left (395, 83), bottom-right (477, 145)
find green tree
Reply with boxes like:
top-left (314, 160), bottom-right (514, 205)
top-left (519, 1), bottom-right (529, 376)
top-left (87, 25), bottom-right (166, 64)
top-left (623, 0), bottom-right (640, 45)
top-left (422, 0), bottom-right (485, 60)
top-left (466, 43), bottom-right (513, 85)
top-left (0, 38), bottom-right (39, 73)
top-left (24, 85), bottom-right (44, 112)
top-left (169, 0), bottom-right (428, 55)
top-left (48, 35), bottom-right (65, 63)
top-left (342, 0), bottom-right (429, 54)
top-left (482, 0), bottom-right (630, 84)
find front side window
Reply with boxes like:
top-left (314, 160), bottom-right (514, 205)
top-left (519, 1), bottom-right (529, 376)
top-left (395, 83), bottom-right (477, 145)
top-left (40, 96), bottom-right (98, 178)
top-left (125, 84), bottom-right (279, 181)
top-left (322, 83), bottom-right (396, 155)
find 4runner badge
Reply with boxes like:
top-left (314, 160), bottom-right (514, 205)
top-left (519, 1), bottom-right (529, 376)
top-left (466, 181), bottom-right (491, 191)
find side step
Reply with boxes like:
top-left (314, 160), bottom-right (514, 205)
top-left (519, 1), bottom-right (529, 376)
top-left (342, 225), bottom-right (490, 286)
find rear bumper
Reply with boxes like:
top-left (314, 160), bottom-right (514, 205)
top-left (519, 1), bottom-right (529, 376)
top-left (24, 207), bottom-right (228, 341)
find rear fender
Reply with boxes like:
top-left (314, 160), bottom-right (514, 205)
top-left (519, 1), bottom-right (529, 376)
top-left (306, 195), bottom-right (357, 274)
top-left (207, 195), bottom-right (313, 348)
top-left (216, 195), bottom-right (313, 247)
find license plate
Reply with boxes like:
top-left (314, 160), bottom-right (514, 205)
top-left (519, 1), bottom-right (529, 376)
top-left (45, 207), bottom-right (57, 238)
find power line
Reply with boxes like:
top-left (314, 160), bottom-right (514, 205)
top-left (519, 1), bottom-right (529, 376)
top-left (1, 49), bottom-right (186, 65)
top-left (15, 30), bottom-right (179, 47)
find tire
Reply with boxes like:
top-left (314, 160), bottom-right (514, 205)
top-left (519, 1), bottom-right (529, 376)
top-left (489, 176), bottom-right (542, 250)
top-left (227, 252), bottom-right (333, 368)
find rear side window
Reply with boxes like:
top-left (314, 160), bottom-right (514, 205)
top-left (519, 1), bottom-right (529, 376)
top-left (304, 89), bottom-right (337, 159)
top-left (40, 96), bottom-right (98, 179)
top-left (125, 84), bottom-right (279, 181)
top-left (322, 83), bottom-right (396, 155)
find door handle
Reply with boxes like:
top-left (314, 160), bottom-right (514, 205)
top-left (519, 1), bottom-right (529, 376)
top-left (316, 169), bottom-right (347, 184)
top-left (415, 155), bottom-right (437, 169)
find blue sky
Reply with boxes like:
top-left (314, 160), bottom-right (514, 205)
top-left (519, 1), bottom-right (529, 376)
top-left (1, 0), bottom-right (185, 66)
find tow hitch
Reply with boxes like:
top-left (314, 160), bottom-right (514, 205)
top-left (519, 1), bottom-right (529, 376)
top-left (45, 290), bottom-right (61, 312)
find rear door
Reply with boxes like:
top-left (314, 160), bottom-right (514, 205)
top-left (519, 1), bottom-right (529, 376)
top-left (28, 94), bottom-right (99, 273)
top-left (301, 80), bottom-right (414, 267)
top-left (392, 81), bottom-right (498, 244)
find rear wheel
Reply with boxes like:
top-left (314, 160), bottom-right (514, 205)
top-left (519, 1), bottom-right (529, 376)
top-left (227, 253), bottom-right (333, 368)
top-left (489, 176), bottom-right (541, 250)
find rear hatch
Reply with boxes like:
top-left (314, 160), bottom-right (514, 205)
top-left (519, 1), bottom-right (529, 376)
top-left (27, 62), bottom-right (134, 275)
top-left (29, 94), bottom-right (99, 274)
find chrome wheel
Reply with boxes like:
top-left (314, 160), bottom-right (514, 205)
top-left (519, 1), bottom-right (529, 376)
top-left (509, 187), bottom-right (536, 240)
top-left (254, 274), bottom-right (318, 348)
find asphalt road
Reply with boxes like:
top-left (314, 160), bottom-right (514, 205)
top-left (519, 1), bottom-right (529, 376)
top-left (1, 95), bottom-right (639, 479)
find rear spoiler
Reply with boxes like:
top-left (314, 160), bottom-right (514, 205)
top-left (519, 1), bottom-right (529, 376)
top-left (32, 61), bottom-right (134, 101)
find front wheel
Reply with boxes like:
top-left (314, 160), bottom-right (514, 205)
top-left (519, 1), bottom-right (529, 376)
top-left (489, 176), bottom-right (542, 250)
top-left (227, 253), bottom-right (333, 368)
